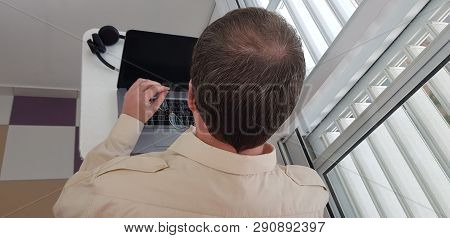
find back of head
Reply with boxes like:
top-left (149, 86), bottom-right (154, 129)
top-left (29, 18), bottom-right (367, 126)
top-left (191, 8), bottom-right (305, 152)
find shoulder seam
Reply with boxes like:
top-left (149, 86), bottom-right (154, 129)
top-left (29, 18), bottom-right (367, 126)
top-left (285, 166), bottom-right (327, 189)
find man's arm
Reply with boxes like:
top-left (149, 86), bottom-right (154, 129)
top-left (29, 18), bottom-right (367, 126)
top-left (53, 113), bottom-right (143, 217)
top-left (79, 114), bottom-right (144, 171)
top-left (79, 79), bottom-right (169, 171)
top-left (53, 79), bottom-right (168, 217)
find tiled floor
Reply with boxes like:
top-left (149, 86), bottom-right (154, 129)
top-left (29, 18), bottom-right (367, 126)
top-left (0, 95), bottom-right (80, 217)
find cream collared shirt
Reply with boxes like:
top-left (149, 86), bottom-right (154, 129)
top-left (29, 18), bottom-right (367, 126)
top-left (54, 114), bottom-right (329, 217)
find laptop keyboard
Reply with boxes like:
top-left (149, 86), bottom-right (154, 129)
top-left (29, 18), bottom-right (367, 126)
top-left (146, 99), bottom-right (194, 126)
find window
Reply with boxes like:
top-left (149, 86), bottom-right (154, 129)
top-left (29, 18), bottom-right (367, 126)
top-left (250, 0), bottom-right (362, 75)
top-left (253, 0), bottom-right (270, 8)
top-left (306, 0), bottom-right (450, 217)
top-left (274, 1), bottom-right (316, 74)
top-left (326, 62), bottom-right (450, 217)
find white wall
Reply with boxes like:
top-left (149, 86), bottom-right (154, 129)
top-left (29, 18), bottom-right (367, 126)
top-left (0, 0), bottom-right (215, 91)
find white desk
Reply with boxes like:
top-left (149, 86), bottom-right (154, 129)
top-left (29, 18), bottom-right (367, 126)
top-left (79, 1), bottom-right (215, 158)
top-left (80, 29), bottom-right (123, 159)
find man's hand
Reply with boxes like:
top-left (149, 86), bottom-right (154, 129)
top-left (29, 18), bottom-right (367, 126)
top-left (122, 78), bottom-right (170, 123)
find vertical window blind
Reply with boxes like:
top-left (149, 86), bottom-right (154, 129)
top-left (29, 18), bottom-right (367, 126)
top-left (250, 0), bottom-right (361, 74)
top-left (311, 1), bottom-right (450, 217)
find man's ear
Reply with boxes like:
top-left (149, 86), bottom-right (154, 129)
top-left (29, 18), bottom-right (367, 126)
top-left (188, 80), bottom-right (197, 112)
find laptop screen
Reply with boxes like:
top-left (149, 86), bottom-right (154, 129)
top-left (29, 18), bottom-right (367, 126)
top-left (117, 30), bottom-right (198, 90)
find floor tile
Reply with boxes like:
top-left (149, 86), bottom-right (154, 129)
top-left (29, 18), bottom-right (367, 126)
top-left (5, 191), bottom-right (61, 218)
top-left (0, 126), bottom-right (8, 174)
top-left (0, 126), bottom-right (75, 180)
top-left (0, 179), bottom-right (66, 217)
top-left (0, 95), bottom-right (13, 124)
top-left (10, 96), bottom-right (76, 126)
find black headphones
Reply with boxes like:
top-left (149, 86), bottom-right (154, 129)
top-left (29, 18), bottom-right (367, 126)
top-left (87, 26), bottom-right (125, 71)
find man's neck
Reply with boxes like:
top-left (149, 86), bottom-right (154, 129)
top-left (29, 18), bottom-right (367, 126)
top-left (194, 127), bottom-right (267, 156)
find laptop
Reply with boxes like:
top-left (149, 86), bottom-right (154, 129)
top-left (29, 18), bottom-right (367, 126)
top-left (117, 30), bottom-right (198, 154)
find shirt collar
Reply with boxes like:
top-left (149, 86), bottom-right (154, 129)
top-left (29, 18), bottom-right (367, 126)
top-left (168, 127), bottom-right (277, 175)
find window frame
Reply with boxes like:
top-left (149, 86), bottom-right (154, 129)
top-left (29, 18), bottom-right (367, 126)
top-left (294, 0), bottom-right (429, 136)
top-left (316, 26), bottom-right (449, 218)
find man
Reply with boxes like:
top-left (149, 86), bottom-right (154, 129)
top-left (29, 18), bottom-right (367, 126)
top-left (54, 8), bottom-right (328, 217)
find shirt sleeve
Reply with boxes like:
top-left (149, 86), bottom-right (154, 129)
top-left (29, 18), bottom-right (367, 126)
top-left (79, 114), bottom-right (144, 171)
top-left (53, 114), bottom-right (143, 217)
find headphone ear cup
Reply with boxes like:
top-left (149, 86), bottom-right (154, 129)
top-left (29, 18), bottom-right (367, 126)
top-left (87, 39), bottom-right (99, 54)
top-left (98, 25), bottom-right (120, 46)
top-left (92, 33), bottom-right (106, 53)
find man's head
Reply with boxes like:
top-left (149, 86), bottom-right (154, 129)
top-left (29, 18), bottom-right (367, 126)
top-left (188, 8), bottom-right (305, 152)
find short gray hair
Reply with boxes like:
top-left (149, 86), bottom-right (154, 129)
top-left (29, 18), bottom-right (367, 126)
top-left (190, 7), bottom-right (305, 151)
